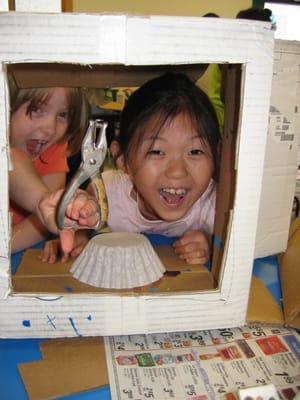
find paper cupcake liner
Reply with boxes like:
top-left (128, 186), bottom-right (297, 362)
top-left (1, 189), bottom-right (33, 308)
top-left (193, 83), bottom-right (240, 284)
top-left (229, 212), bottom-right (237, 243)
top-left (70, 232), bottom-right (166, 289)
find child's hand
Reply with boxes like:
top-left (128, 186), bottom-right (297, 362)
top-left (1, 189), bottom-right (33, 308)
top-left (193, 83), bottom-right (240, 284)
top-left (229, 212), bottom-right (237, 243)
top-left (173, 230), bottom-right (210, 265)
top-left (40, 230), bottom-right (89, 264)
top-left (40, 238), bottom-right (64, 264)
top-left (37, 189), bottom-right (100, 255)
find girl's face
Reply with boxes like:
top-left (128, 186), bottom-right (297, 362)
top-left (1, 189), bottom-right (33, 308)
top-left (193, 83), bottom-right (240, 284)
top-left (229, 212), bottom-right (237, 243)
top-left (10, 87), bottom-right (70, 159)
top-left (124, 112), bottom-right (215, 222)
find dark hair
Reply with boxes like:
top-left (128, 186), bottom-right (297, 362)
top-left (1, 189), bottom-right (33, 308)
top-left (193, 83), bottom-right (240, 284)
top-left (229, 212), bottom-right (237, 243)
top-left (236, 7), bottom-right (272, 22)
top-left (117, 72), bottom-right (220, 178)
top-left (203, 12), bottom-right (219, 18)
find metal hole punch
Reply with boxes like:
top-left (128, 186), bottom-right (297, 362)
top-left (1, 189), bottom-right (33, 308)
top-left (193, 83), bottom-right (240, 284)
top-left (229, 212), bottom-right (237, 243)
top-left (56, 119), bottom-right (108, 230)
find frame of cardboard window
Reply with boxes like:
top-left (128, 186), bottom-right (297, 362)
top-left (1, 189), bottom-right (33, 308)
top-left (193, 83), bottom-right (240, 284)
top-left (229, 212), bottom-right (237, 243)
top-left (0, 13), bottom-right (274, 338)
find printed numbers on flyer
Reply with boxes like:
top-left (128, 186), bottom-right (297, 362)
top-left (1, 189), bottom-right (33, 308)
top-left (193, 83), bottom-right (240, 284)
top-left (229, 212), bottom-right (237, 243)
top-left (163, 387), bottom-right (175, 397)
top-left (143, 387), bottom-right (154, 398)
top-left (249, 326), bottom-right (267, 337)
top-left (255, 378), bottom-right (267, 385)
top-left (236, 381), bottom-right (246, 390)
top-left (122, 388), bottom-right (133, 399)
top-left (275, 371), bottom-right (294, 384)
top-left (213, 383), bottom-right (226, 394)
top-left (115, 341), bottom-right (125, 351)
top-left (218, 329), bottom-right (234, 338)
top-left (185, 384), bottom-right (197, 396)
top-left (135, 341), bottom-right (146, 350)
top-left (188, 333), bottom-right (206, 346)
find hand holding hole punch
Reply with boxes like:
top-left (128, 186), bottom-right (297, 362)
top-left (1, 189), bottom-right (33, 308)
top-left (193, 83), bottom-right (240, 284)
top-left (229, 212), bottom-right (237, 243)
top-left (38, 120), bottom-right (108, 254)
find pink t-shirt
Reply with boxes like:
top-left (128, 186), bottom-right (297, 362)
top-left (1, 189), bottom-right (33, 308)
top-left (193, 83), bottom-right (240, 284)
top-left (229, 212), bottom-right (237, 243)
top-left (102, 169), bottom-right (216, 237)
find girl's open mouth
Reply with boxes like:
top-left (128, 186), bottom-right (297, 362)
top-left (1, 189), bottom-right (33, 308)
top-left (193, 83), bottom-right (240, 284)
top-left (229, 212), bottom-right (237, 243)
top-left (26, 139), bottom-right (47, 158)
top-left (159, 187), bottom-right (187, 207)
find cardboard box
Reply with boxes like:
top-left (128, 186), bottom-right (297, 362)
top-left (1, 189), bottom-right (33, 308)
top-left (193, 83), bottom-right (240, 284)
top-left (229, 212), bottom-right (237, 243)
top-left (255, 40), bottom-right (300, 258)
top-left (0, 12), bottom-right (284, 338)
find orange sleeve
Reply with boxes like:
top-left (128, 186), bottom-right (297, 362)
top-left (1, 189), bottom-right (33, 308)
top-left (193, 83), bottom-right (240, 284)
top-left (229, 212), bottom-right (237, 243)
top-left (11, 143), bottom-right (69, 226)
top-left (34, 143), bottom-right (69, 176)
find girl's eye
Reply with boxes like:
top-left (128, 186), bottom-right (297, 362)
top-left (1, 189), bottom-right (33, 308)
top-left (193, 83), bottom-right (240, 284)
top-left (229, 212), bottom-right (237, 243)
top-left (189, 149), bottom-right (204, 156)
top-left (58, 111), bottom-right (69, 120)
top-left (147, 149), bottom-right (163, 156)
top-left (31, 106), bottom-right (43, 115)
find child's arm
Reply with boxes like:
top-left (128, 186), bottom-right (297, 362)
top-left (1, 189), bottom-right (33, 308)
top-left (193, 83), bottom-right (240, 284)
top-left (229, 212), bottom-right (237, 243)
top-left (12, 214), bottom-right (50, 253)
top-left (10, 149), bottom-right (98, 252)
top-left (173, 229), bottom-right (211, 265)
top-left (39, 230), bottom-right (89, 264)
top-left (9, 148), bottom-right (99, 253)
top-left (11, 171), bottom-right (65, 253)
top-left (10, 148), bottom-right (50, 213)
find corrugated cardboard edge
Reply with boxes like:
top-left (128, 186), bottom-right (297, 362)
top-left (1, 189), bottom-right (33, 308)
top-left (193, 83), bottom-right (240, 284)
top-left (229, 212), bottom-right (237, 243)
top-left (278, 216), bottom-right (300, 328)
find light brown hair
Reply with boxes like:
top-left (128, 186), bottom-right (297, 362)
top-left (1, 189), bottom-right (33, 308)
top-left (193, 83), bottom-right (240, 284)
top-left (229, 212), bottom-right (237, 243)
top-left (9, 74), bottom-right (90, 155)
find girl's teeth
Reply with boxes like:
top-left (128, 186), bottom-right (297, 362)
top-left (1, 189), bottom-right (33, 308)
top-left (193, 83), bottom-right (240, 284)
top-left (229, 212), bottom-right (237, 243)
top-left (162, 188), bottom-right (186, 196)
top-left (26, 140), bottom-right (47, 157)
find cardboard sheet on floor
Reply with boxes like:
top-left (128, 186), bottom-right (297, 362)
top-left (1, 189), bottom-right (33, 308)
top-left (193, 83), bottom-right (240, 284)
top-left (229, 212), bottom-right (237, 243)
top-left (278, 216), bottom-right (300, 328)
top-left (18, 337), bottom-right (108, 400)
top-left (17, 275), bottom-right (287, 400)
top-left (12, 245), bottom-right (215, 295)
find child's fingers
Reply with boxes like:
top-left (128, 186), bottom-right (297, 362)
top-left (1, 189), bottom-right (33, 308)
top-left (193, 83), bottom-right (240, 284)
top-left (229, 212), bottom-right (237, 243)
top-left (77, 211), bottom-right (100, 229)
top-left (40, 240), bottom-right (58, 264)
top-left (176, 246), bottom-right (208, 264)
top-left (59, 229), bottom-right (75, 255)
top-left (173, 230), bottom-right (207, 248)
top-left (70, 244), bottom-right (85, 258)
top-left (174, 241), bottom-right (209, 256)
top-left (173, 242), bottom-right (193, 253)
top-left (174, 244), bottom-right (208, 265)
top-left (60, 252), bottom-right (70, 263)
top-left (66, 192), bottom-right (99, 223)
top-left (37, 188), bottom-right (65, 234)
top-left (70, 232), bottom-right (89, 258)
top-left (180, 254), bottom-right (208, 265)
top-left (176, 247), bottom-right (207, 259)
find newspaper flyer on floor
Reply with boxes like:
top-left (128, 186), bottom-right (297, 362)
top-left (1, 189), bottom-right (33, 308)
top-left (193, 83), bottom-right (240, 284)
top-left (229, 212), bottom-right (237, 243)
top-left (104, 325), bottom-right (300, 400)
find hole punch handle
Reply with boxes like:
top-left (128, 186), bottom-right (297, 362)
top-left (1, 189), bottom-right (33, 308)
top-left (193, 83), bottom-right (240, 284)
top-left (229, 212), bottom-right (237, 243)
top-left (56, 119), bottom-right (108, 230)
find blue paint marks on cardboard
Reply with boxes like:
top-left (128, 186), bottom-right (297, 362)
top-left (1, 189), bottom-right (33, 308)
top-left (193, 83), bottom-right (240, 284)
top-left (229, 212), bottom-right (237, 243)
top-left (35, 296), bottom-right (64, 301)
top-left (87, 315), bottom-right (92, 321)
top-left (214, 235), bottom-right (223, 250)
top-left (22, 320), bottom-right (31, 327)
top-left (69, 317), bottom-right (82, 337)
top-left (46, 314), bottom-right (56, 329)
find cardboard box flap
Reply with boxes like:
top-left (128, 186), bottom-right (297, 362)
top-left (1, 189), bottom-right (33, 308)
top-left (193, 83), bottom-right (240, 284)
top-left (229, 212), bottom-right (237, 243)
top-left (278, 216), bottom-right (300, 328)
top-left (8, 63), bottom-right (209, 89)
top-left (246, 276), bottom-right (284, 325)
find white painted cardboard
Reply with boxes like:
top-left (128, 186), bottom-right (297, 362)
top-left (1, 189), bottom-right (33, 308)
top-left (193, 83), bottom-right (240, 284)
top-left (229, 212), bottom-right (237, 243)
top-left (0, 13), bottom-right (274, 338)
top-left (255, 40), bottom-right (300, 258)
top-left (0, 0), bottom-right (8, 11)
